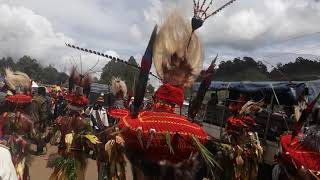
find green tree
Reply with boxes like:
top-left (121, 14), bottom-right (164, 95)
top-left (214, 57), bottom-right (269, 81)
top-left (40, 65), bottom-right (59, 84)
top-left (100, 56), bottom-right (139, 91)
top-left (0, 57), bottom-right (16, 74)
top-left (270, 57), bottom-right (320, 80)
top-left (0, 56), bottom-right (68, 85)
top-left (16, 56), bottom-right (42, 81)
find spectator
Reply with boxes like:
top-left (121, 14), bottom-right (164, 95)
top-left (30, 87), bottom-right (48, 154)
top-left (86, 95), bottom-right (109, 131)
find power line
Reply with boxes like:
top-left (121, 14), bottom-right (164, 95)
top-left (262, 31), bottom-right (320, 47)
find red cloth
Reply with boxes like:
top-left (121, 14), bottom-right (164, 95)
top-left (154, 84), bottom-right (184, 107)
top-left (5, 94), bottom-right (32, 104)
top-left (64, 93), bottom-right (88, 107)
top-left (108, 108), bottom-right (129, 119)
top-left (118, 111), bottom-right (208, 162)
top-left (280, 134), bottom-right (320, 171)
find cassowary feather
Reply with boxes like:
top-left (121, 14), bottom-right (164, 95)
top-left (68, 66), bottom-right (91, 96)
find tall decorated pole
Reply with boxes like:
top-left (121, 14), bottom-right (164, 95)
top-left (188, 55), bottom-right (217, 120)
top-left (65, 43), bottom-right (160, 80)
top-left (130, 25), bottom-right (158, 117)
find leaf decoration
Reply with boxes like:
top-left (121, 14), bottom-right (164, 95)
top-left (84, 134), bottom-right (101, 144)
top-left (165, 132), bottom-right (174, 154)
top-left (191, 135), bottom-right (222, 172)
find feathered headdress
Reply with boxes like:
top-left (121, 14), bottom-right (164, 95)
top-left (239, 100), bottom-right (264, 115)
top-left (153, 11), bottom-right (203, 88)
top-left (68, 66), bottom-right (91, 96)
top-left (5, 68), bottom-right (31, 92)
top-left (111, 77), bottom-right (127, 98)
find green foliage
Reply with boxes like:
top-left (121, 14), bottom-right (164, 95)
top-left (53, 156), bottom-right (77, 180)
top-left (16, 56), bottom-right (42, 81)
top-left (270, 57), bottom-right (320, 81)
top-left (0, 56), bottom-right (68, 85)
top-left (205, 56), bottom-right (320, 82)
top-left (165, 131), bottom-right (174, 154)
top-left (1, 55), bottom-right (320, 88)
top-left (100, 56), bottom-right (139, 91)
top-left (191, 135), bottom-right (222, 173)
top-left (214, 57), bottom-right (269, 81)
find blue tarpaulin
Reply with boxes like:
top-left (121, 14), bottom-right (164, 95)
top-left (192, 81), bottom-right (307, 105)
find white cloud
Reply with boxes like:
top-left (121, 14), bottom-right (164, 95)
top-left (143, 0), bottom-right (164, 25)
top-left (1, 0), bottom-right (320, 86)
top-left (194, 0), bottom-right (320, 51)
top-left (0, 4), bottom-right (73, 66)
top-left (129, 24), bottom-right (143, 43)
top-left (61, 49), bottom-right (121, 76)
top-left (227, 9), bottom-right (266, 41)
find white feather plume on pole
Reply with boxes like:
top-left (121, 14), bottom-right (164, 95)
top-left (5, 68), bottom-right (31, 91)
top-left (111, 77), bottom-right (127, 98)
top-left (153, 10), bottom-right (203, 88)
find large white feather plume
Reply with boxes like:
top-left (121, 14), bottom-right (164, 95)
top-left (111, 77), bottom-right (127, 97)
top-left (5, 68), bottom-right (31, 91)
top-left (153, 10), bottom-right (203, 88)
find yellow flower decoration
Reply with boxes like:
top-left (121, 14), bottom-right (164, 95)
top-left (84, 134), bottom-right (101, 144)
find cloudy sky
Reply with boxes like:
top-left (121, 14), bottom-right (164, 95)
top-left (1, 0), bottom-right (320, 83)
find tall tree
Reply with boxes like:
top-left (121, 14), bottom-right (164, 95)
top-left (0, 56), bottom-right (68, 84)
top-left (270, 57), bottom-right (320, 81)
top-left (214, 57), bottom-right (269, 81)
top-left (16, 56), bottom-right (42, 81)
top-left (100, 56), bottom-right (139, 91)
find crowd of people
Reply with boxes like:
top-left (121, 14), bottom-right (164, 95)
top-left (1, 0), bottom-right (320, 179)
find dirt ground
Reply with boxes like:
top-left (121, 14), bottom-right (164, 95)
top-left (29, 145), bottom-right (132, 180)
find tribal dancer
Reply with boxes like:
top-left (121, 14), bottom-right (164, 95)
top-left (62, 1), bottom-right (239, 179)
top-left (48, 67), bottom-right (100, 180)
top-left (0, 69), bottom-right (37, 180)
top-left (108, 77), bottom-right (129, 122)
top-left (273, 93), bottom-right (320, 180)
top-left (222, 100), bottom-right (264, 180)
top-left (102, 10), bottom-right (218, 180)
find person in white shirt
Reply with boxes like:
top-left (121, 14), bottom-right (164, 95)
top-left (0, 144), bottom-right (18, 180)
top-left (87, 95), bottom-right (109, 130)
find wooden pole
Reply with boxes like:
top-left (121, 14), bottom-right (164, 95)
top-left (264, 94), bottom-right (274, 141)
